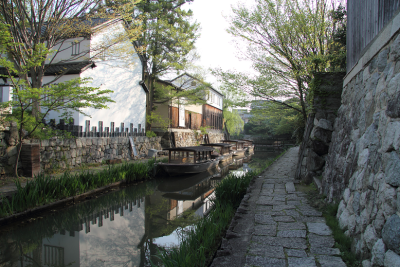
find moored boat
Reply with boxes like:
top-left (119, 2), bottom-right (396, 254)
top-left (158, 146), bottom-right (219, 176)
top-left (240, 139), bottom-right (255, 154)
top-left (200, 143), bottom-right (233, 164)
top-left (222, 140), bottom-right (246, 157)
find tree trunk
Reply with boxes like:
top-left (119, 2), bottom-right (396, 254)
top-left (30, 68), bottom-right (44, 120)
top-left (14, 126), bottom-right (24, 177)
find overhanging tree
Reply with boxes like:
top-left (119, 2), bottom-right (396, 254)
top-left (0, 0), bottom-right (142, 119)
top-left (0, 24), bottom-right (114, 177)
top-left (135, 0), bottom-right (201, 130)
top-left (214, 0), bottom-right (346, 124)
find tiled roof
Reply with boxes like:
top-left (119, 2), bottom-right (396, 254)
top-left (0, 61), bottom-right (94, 77)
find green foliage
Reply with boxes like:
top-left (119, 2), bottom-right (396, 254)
top-left (127, 0), bottom-right (201, 129)
top-left (199, 126), bottom-right (209, 135)
top-left (154, 172), bottom-right (256, 267)
top-left (214, 0), bottom-right (347, 127)
top-left (136, 0), bottom-right (200, 76)
top-left (323, 204), bottom-right (360, 267)
top-left (0, 24), bottom-right (114, 176)
top-left (146, 130), bottom-right (157, 138)
top-left (246, 99), bottom-right (303, 138)
top-left (0, 159), bottom-right (160, 217)
top-left (147, 111), bottom-right (170, 131)
top-left (153, 78), bottom-right (208, 107)
top-left (223, 108), bottom-right (244, 136)
top-left (326, 5), bottom-right (347, 72)
top-left (154, 153), bottom-right (283, 266)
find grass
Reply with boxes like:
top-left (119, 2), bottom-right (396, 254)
top-left (0, 159), bottom-right (164, 218)
top-left (153, 172), bottom-right (256, 267)
top-left (153, 152), bottom-right (284, 267)
top-left (323, 203), bottom-right (360, 267)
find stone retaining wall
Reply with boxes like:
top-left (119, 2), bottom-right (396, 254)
top-left (157, 129), bottom-right (225, 148)
top-left (38, 136), bottom-right (162, 172)
top-left (0, 123), bottom-right (162, 175)
top-left (295, 72), bottom-right (344, 185)
top-left (322, 30), bottom-right (400, 265)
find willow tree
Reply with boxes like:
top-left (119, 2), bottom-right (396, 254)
top-left (214, 0), bottom-right (346, 123)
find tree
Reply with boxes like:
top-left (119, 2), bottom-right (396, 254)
top-left (0, 24), bottom-right (114, 177)
top-left (135, 0), bottom-right (201, 129)
top-left (223, 108), bottom-right (244, 137)
top-left (147, 74), bottom-right (209, 132)
top-left (0, 0), bottom-right (142, 119)
top-left (214, 0), bottom-right (346, 124)
top-left (247, 99), bottom-right (302, 139)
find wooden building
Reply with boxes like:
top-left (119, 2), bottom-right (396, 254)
top-left (152, 73), bottom-right (224, 131)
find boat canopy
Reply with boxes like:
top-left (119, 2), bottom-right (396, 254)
top-left (200, 143), bottom-right (232, 147)
top-left (201, 143), bottom-right (232, 155)
top-left (163, 146), bottom-right (214, 164)
top-left (222, 140), bottom-right (245, 150)
top-left (163, 146), bottom-right (214, 152)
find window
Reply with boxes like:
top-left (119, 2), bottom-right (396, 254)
top-left (71, 41), bottom-right (80, 55)
top-left (0, 87), bottom-right (3, 102)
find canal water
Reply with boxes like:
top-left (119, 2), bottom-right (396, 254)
top-left (0, 151), bottom-right (281, 267)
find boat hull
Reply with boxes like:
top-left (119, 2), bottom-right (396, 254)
top-left (158, 159), bottom-right (219, 176)
top-left (232, 149), bottom-right (246, 158)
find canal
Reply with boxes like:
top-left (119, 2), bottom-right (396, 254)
top-left (0, 151), bottom-right (280, 267)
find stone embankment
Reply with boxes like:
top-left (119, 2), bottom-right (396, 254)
top-left (158, 129), bottom-right (224, 148)
top-left (0, 122), bottom-right (162, 175)
top-left (322, 31), bottom-right (400, 265)
top-left (37, 136), bottom-right (162, 172)
top-left (211, 147), bottom-right (346, 267)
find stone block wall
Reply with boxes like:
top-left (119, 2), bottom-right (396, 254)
top-left (295, 73), bottom-right (344, 184)
top-left (322, 31), bottom-right (400, 264)
top-left (0, 127), bottom-right (162, 175)
top-left (157, 128), bottom-right (225, 148)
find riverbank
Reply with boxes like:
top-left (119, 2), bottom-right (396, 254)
top-left (0, 156), bottom-right (167, 223)
top-left (210, 147), bottom-right (347, 267)
top-left (0, 156), bottom-right (167, 198)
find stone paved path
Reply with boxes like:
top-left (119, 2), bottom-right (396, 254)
top-left (211, 147), bottom-right (347, 267)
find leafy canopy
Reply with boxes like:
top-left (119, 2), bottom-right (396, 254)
top-left (0, 23), bottom-right (114, 176)
top-left (214, 0), bottom-right (346, 124)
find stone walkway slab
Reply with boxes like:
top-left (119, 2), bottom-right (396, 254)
top-left (211, 147), bottom-right (347, 267)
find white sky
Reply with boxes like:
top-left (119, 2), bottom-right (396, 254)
top-left (185, 0), bottom-right (254, 87)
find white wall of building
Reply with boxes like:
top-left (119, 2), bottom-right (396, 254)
top-left (78, 21), bottom-right (146, 130)
top-left (171, 74), bottom-right (223, 110)
top-left (2, 20), bottom-right (146, 132)
top-left (47, 37), bottom-right (91, 64)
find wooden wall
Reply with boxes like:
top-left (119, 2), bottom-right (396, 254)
top-left (169, 106), bottom-right (203, 130)
top-left (202, 104), bottom-right (223, 130)
top-left (347, 0), bottom-right (400, 71)
top-left (170, 106), bottom-right (179, 128)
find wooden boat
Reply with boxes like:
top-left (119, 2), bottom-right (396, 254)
top-left (240, 139), bottom-right (255, 154)
top-left (222, 140), bottom-right (246, 157)
top-left (158, 146), bottom-right (220, 176)
top-left (200, 143), bottom-right (233, 164)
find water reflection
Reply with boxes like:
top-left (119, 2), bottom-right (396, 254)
top-left (0, 151), bottom-right (278, 267)
top-left (0, 173), bottom-right (220, 267)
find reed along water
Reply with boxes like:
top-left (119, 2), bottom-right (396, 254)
top-left (0, 151), bottom-right (280, 266)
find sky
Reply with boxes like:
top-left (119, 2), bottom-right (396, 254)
top-left (185, 0), bottom-right (255, 87)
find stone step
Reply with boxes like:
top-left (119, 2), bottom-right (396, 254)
top-left (285, 182), bottom-right (296, 193)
